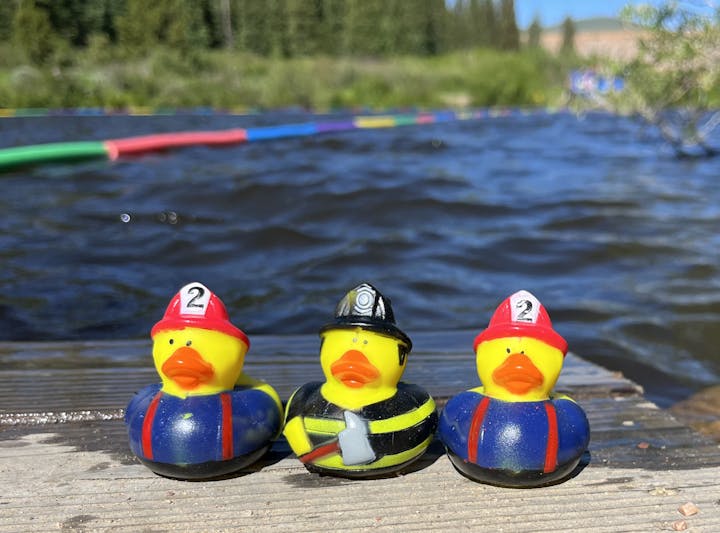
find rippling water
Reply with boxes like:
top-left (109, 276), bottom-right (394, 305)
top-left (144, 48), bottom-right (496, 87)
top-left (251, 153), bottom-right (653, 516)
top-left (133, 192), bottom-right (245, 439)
top-left (1, 111), bottom-right (719, 406)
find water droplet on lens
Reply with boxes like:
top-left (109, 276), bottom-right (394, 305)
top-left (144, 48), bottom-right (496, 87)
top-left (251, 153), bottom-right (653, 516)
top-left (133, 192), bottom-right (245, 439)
top-left (120, 213), bottom-right (131, 223)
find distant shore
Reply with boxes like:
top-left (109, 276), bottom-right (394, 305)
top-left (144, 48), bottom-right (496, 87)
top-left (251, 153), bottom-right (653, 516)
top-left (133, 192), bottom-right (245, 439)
top-left (541, 28), bottom-right (643, 61)
top-left (0, 15), bottom-right (650, 110)
top-left (0, 46), bottom-right (572, 110)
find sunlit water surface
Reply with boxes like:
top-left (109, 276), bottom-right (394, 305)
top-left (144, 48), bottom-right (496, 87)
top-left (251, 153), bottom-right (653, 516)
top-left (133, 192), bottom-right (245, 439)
top-left (2, 111), bottom-right (719, 407)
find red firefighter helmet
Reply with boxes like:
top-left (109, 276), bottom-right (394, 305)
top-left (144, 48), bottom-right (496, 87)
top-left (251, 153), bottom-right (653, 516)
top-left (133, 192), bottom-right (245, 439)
top-left (473, 290), bottom-right (567, 355)
top-left (150, 282), bottom-right (249, 346)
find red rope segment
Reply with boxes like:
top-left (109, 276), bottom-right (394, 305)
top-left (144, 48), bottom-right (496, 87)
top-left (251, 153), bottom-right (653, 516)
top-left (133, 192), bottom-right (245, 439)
top-left (104, 129), bottom-right (248, 159)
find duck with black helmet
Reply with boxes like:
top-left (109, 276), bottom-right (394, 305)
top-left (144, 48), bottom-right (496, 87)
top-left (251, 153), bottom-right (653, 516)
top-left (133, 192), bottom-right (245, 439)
top-left (283, 283), bottom-right (437, 478)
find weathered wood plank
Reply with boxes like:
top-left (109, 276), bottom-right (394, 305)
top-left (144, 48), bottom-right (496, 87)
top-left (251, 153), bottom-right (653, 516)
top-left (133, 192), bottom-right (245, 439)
top-left (4, 391), bottom-right (719, 471)
top-left (0, 430), bottom-right (718, 532)
top-left (1, 335), bottom-right (717, 532)
top-left (0, 331), bottom-right (640, 418)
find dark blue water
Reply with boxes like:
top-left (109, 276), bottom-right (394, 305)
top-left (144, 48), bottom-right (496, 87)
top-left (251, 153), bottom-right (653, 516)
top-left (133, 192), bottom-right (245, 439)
top-left (1, 111), bottom-right (719, 407)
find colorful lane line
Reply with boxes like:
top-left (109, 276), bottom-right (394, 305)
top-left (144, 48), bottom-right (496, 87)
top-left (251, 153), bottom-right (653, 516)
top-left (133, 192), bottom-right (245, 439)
top-left (0, 109), bottom-right (554, 171)
top-left (0, 106), bottom-right (257, 117)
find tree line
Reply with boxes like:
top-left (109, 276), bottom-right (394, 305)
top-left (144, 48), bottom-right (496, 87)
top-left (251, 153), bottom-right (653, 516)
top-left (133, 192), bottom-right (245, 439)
top-left (3, 0), bottom-right (529, 64)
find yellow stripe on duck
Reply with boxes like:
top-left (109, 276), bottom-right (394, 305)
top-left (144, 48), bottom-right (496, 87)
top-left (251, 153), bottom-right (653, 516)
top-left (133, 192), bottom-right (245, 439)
top-left (284, 283), bottom-right (437, 478)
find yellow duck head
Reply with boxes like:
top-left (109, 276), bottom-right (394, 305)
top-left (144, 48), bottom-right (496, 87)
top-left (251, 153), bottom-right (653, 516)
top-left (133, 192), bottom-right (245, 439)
top-left (473, 290), bottom-right (568, 402)
top-left (150, 282), bottom-right (250, 398)
top-left (319, 283), bottom-right (412, 410)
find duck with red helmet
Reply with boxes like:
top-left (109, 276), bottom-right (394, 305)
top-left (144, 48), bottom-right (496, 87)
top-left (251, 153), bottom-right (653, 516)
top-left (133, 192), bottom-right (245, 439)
top-left (125, 282), bottom-right (282, 479)
top-left (438, 290), bottom-right (590, 487)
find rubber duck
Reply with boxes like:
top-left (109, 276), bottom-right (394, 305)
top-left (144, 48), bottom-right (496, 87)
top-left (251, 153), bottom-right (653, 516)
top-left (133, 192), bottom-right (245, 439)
top-left (283, 283), bottom-right (437, 478)
top-left (438, 290), bottom-right (590, 487)
top-left (125, 282), bottom-right (282, 479)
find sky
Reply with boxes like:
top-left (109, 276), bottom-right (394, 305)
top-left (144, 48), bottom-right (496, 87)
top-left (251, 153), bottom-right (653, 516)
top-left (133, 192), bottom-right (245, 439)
top-left (514, 0), bottom-right (662, 28)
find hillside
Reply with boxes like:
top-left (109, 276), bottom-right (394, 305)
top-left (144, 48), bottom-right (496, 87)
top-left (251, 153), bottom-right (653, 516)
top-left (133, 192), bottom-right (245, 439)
top-left (539, 17), bottom-right (642, 60)
top-left (546, 17), bottom-right (629, 32)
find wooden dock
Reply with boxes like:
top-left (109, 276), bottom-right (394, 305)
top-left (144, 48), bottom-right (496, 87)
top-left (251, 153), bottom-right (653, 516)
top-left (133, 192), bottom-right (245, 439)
top-left (1, 331), bottom-right (719, 532)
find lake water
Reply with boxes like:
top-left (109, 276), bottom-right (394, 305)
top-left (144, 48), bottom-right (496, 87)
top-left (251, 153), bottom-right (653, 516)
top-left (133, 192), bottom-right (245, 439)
top-left (1, 111), bottom-right (718, 407)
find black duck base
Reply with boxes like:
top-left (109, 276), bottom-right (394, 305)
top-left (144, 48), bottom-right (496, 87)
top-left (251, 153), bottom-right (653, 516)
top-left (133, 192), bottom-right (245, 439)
top-left (445, 449), bottom-right (582, 488)
top-left (137, 445), bottom-right (270, 481)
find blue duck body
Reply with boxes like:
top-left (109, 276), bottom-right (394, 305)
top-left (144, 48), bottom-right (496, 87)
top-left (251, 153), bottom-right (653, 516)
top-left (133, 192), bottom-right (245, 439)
top-left (439, 390), bottom-right (589, 487)
top-left (125, 383), bottom-right (281, 479)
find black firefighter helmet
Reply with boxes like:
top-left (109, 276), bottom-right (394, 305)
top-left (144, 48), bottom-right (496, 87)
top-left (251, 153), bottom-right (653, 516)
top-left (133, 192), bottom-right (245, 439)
top-left (319, 283), bottom-right (412, 350)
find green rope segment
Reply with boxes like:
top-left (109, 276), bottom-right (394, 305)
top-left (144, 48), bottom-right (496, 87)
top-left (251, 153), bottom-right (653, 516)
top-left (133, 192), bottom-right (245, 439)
top-left (0, 141), bottom-right (109, 171)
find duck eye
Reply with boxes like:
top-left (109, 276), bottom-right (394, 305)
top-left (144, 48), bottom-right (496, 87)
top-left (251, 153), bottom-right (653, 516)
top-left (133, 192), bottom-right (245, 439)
top-left (363, 339), bottom-right (368, 345)
top-left (169, 339), bottom-right (174, 345)
top-left (398, 344), bottom-right (409, 366)
top-left (506, 347), bottom-right (511, 353)
top-left (521, 350), bottom-right (525, 354)
top-left (186, 340), bottom-right (192, 347)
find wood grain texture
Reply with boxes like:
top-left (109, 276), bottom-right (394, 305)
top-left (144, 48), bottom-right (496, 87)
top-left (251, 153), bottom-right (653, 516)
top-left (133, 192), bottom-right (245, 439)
top-left (1, 333), bottom-right (718, 532)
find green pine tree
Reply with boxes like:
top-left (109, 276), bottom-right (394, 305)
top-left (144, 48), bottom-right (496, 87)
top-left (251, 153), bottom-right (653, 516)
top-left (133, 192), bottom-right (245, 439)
top-left (0, 1), bottom-right (18, 42)
top-left (318, 0), bottom-right (345, 55)
top-left (235, 0), bottom-right (279, 56)
top-left (39, 0), bottom-right (99, 46)
top-left (115, 0), bottom-right (160, 52)
top-left (479, 0), bottom-right (497, 48)
top-left (560, 16), bottom-right (576, 56)
top-left (343, 0), bottom-right (387, 56)
top-left (168, 1), bottom-right (210, 53)
top-left (101, 0), bottom-right (125, 42)
top-left (447, 0), bottom-right (469, 50)
top-left (12, 0), bottom-right (57, 65)
top-left (498, 0), bottom-right (519, 50)
top-left (197, 0), bottom-right (228, 49)
top-left (425, 0), bottom-right (448, 55)
top-left (527, 15), bottom-right (542, 48)
top-left (388, 0), bottom-right (426, 55)
top-left (285, 0), bottom-right (323, 56)
top-left (464, 0), bottom-right (479, 48)
top-left (217, 0), bottom-right (233, 48)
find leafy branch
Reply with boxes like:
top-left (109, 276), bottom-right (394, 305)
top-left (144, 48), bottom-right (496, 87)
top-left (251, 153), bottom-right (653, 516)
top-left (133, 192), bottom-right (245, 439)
top-left (625, 1), bottom-right (720, 155)
top-left (574, 1), bottom-right (720, 157)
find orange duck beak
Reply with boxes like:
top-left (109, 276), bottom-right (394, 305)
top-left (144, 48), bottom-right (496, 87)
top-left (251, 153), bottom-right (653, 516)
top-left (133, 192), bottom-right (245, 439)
top-left (330, 350), bottom-right (380, 389)
top-left (161, 346), bottom-right (215, 391)
top-left (492, 353), bottom-right (544, 395)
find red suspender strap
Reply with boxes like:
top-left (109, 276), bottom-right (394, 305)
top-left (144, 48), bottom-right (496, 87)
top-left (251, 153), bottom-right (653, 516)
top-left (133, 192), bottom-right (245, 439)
top-left (141, 391), bottom-right (163, 460)
top-left (543, 402), bottom-right (559, 473)
top-left (220, 392), bottom-right (234, 460)
top-left (467, 396), bottom-right (491, 463)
